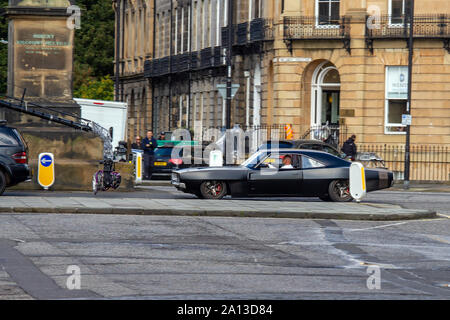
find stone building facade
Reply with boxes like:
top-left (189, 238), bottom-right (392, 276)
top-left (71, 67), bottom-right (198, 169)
top-left (115, 0), bottom-right (450, 147)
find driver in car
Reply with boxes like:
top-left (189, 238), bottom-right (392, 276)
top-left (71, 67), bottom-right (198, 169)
top-left (281, 155), bottom-right (294, 169)
top-left (268, 155), bottom-right (294, 169)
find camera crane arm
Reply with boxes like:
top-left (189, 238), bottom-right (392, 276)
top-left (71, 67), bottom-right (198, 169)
top-left (0, 95), bottom-right (113, 160)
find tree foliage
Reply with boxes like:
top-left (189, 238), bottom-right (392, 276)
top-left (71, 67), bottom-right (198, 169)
top-left (74, 74), bottom-right (114, 101)
top-left (0, 0), bottom-right (8, 95)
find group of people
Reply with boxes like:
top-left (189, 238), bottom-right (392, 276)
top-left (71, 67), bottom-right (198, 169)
top-left (131, 131), bottom-right (165, 180)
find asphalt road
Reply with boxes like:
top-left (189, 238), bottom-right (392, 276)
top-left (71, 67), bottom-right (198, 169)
top-left (0, 210), bottom-right (449, 299)
top-left (1, 187), bottom-right (449, 300)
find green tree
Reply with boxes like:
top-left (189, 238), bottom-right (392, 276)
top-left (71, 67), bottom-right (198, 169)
top-left (0, 0), bottom-right (8, 95)
top-left (74, 0), bottom-right (115, 80)
top-left (74, 75), bottom-right (114, 101)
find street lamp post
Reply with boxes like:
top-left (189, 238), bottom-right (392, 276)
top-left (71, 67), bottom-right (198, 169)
top-left (404, 0), bottom-right (414, 190)
top-left (226, 0), bottom-right (233, 130)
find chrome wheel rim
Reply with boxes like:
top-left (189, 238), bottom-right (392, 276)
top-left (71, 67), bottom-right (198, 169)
top-left (204, 181), bottom-right (223, 197)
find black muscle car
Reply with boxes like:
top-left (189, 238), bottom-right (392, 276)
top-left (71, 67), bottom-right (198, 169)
top-left (171, 149), bottom-right (394, 202)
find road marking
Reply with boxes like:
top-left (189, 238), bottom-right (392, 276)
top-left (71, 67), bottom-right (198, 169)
top-left (426, 235), bottom-right (450, 245)
top-left (348, 222), bottom-right (408, 232)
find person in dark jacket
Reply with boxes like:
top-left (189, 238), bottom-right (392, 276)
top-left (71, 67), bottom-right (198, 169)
top-left (131, 136), bottom-right (142, 150)
top-left (342, 135), bottom-right (357, 159)
top-left (141, 131), bottom-right (157, 180)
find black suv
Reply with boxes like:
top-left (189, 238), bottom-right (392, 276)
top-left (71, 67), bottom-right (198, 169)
top-left (0, 121), bottom-right (31, 195)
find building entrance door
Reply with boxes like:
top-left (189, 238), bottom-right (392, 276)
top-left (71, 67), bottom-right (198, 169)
top-left (321, 90), bottom-right (340, 125)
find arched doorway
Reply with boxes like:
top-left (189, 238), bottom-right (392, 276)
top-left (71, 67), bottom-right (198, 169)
top-left (311, 61), bottom-right (341, 127)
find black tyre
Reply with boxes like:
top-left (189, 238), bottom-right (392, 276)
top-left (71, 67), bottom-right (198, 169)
top-left (319, 195), bottom-right (332, 202)
top-left (328, 180), bottom-right (353, 202)
top-left (199, 181), bottom-right (227, 200)
top-left (0, 170), bottom-right (6, 196)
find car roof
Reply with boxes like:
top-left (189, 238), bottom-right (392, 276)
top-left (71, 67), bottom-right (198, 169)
top-left (261, 148), bottom-right (349, 165)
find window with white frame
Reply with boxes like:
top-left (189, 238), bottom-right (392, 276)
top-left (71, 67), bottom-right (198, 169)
top-left (385, 66), bottom-right (408, 134)
top-left (389, 0), bottom-right (412, 25)
top-left (316, 0), bottom-right (340, 26)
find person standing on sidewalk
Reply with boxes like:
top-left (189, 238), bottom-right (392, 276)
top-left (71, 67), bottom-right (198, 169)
top-left (141, 131), bottom-right (157, 180)
top-left (131, 136), bottom-right (143, 150)
top-left (341, 135), bottom-right (357, 160)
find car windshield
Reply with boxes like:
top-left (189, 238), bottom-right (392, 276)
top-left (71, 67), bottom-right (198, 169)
top-left (241, 151), bottom-right (269, 168)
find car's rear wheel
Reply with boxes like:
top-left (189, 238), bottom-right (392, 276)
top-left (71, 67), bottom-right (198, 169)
top-left (328, 180), bottom-right (353, 202)
top-left (199, 181), bottom-right (227, 200)
top-left (0, 170), bottom-right (6, 196)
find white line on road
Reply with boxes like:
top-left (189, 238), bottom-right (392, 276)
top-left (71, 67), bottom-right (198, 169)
top-left (347, 222), bottom-right (409, 232)
top-left (347, 218), bottom-right (447, 232)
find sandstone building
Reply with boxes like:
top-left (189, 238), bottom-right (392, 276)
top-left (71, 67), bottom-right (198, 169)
top-left (115, 0), bottom-right (450, 179)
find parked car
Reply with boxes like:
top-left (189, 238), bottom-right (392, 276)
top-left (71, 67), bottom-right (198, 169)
top-left (151, 143), bottom-right (206, 179)
top-left (258, 139), bottom-right (346, 158)
top-left (171, 148), bottom-right (394, 201)
top-left (0, 121), bottom-right (31, 195)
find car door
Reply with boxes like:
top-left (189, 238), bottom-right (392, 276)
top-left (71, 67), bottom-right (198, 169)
top-left (248, 153), bottom-right (302, 196)
top-left (298, 154), bottom-right (329, 196)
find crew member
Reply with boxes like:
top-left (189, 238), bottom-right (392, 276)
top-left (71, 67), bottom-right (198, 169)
top-left (141, 131), bottom-right (157, 180)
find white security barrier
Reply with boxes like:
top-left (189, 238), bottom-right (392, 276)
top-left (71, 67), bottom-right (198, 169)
top-left (350, 162), bottom-right (367, 202)
top-left (132, 149), bottom-right (143, 184)
top-left (209, 150), bottom-right (223, 167)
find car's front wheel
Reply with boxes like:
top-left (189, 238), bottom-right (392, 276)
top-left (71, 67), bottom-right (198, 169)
top-left (328, 180), bottom-right (353, 202)
top-left (199, 181), bottom-right (227, 199)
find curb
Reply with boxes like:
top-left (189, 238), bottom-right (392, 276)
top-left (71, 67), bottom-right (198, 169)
top-left (0, 206), bottom-right (437, 221)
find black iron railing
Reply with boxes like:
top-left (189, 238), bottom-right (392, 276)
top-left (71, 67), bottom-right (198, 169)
top-left (302, 124), bottom-right (348, 149)
top-left (359, 144), bottom-right (450, 182)
top-left (283, 16), bottom-right (351, 40)
top-left (200, 48), bottom-right (212, 68)
top-left (222, 18), bottom-right (274, 47)
top-left (250, 18), bottom-right (274, 42)
top-left (366, 14), bottom-right (450, 53)
top-left (366, 14), bottom-right (450, 39)
top-left (145, 18), bottom-right (273, 79)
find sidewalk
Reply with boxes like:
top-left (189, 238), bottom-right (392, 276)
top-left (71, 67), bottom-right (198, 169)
top-left (390, 183), bottom-right (450, 193)
top-left (0, 194), bottom-right (436, 221)
top-left (142, 180), bottom-right (450, 192)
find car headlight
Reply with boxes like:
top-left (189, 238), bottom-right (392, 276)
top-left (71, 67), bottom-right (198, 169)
top-left (171, 173), bottom-right (180, 183)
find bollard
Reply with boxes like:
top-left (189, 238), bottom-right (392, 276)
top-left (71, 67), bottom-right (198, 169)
top-left (350, 162), bottom-right (367, 203)
top-left (38, 153), bottom-right (55, 190)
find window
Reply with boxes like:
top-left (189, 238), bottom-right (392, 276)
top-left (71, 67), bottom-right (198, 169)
top-left (385, 66), bottom-right (408, 134)
top-left (316, 0), bottom-right (340, 26)
top-left (262, 153), bottom-right (300, 169)
top-left (302, 156), bottom-right (325, 169)
top-left (0, 130), bottom-right (19, 146)
top-left (390, 0), bottom-right (412, 25)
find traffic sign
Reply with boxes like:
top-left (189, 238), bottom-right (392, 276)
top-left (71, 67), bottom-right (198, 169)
top-left (402, 114), bottom-right (412, 126)
top-left (38, 153), bottom-right (55, 190)
top-left (216, 84), bottom-right (240, 100)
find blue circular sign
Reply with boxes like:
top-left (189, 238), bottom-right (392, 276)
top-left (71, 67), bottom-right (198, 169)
top-left (40, 155), bottom-right (53, 167)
